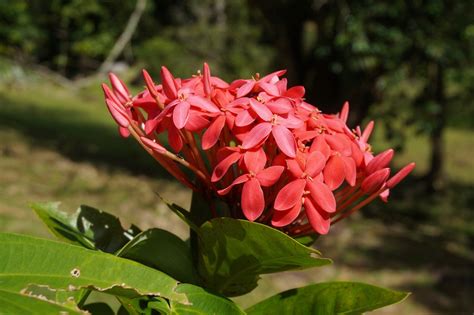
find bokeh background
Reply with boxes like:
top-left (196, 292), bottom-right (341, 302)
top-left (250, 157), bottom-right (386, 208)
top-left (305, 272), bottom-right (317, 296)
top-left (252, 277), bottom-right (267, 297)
top-left (0, 1), bottom-right (473, 313)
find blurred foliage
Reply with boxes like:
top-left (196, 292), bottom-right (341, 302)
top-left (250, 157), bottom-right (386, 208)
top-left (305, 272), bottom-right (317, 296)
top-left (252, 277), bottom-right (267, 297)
top-left (136, 0), bottom-right (274, 80)
top-left (0, 0), bottom-right (472, 183)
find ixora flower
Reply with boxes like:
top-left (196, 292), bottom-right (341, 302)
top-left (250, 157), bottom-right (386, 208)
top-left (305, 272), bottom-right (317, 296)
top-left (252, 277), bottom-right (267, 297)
top-left (102, 64), bottom-right (415, 236)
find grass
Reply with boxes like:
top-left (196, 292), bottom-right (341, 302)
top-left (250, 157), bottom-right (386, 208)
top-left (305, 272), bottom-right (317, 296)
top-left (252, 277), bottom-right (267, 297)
top-left (0, 77), bottom-right (473, 314)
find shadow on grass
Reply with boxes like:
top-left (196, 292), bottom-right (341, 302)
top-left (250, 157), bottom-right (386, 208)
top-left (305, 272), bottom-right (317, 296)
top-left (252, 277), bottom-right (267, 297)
top-left (354, 177), bottom-right (474, 313)
top-left (0, 93), bottom-right (172, 179)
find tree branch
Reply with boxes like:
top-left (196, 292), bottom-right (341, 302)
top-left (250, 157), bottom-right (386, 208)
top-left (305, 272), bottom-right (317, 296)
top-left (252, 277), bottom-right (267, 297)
top-left (98, 0), bottom-right (147, 74)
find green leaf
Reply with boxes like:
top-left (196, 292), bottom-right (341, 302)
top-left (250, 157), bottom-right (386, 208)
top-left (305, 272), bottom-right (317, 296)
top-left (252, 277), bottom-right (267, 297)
top-left (0, 233), bottom-right (188, 304)
top-left (117, 228), bottom-right (200, 284)
top-left (82, 302), bottom-right (115, 314)
top-left (160, 198), bottom-right (200, 232)
top-left (31, 202), bottom-right (141, 253)
top-left (170, 284), bottom-right (245, 314)
top-left (123, 284), bottom-right (245, 315)
top-left (0, 288), bottom-right (86, 315)
top-left (197, 218), bottom-right (332, 296)
top-left (246, 282), bottom-right (410, 315)
top-left (294, 234), bottom-right (319, 246)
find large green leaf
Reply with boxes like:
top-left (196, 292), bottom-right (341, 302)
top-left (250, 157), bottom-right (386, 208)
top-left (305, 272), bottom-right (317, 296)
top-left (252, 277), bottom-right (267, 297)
top-left (32, 202), bottom-right (141, 253)
top-left (246, 282), bottom-right (409, 315)
top-left (197, 218), bottom-right (332, 296)
top-left (0, 233), bottom-right (187, 303)
top-left (0, 288), bottom-right (86, 315)
top-left (117, 228), bottom-right (200, 284)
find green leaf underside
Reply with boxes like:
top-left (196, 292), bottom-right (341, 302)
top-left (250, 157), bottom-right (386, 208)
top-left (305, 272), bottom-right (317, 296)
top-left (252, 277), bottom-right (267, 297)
top-left (82, 302), bottom-right (115, 315)
top-left (246, 282), bottom-right (410, 315)
top-left (198, 218), bottom-right (332, 297)
top-left (31, 202), bottom-right (140, 253)
top-left (117, 228), bottom-right (200, 285)
top-left (160, 196), bottom-right (200, 232)
top-left (294, 234), bottom-right (320, 247)
top-left (0, 288), bottom-right (86, 315)
top-left (0, 233), bottom-right (187, 303)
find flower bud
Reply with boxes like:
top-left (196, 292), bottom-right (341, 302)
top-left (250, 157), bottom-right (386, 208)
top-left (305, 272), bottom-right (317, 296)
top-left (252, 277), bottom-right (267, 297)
top-left (361, 168), bottom-right (390, 194)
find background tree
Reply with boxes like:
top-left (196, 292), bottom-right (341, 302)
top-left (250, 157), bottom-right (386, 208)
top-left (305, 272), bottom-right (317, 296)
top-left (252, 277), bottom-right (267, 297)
top-left (252, 0), bottom-right (474, 190)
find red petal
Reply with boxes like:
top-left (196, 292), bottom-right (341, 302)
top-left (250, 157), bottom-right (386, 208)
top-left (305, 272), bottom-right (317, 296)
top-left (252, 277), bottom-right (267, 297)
top-left (105, 99), bottom-right (129, 128)
top-left (142, 69), bottom-right (159, 98)
top-left (168, 125), bottom-right (183, 152)
top-left (310, 136), bottom-right (331, 159)
top-left (242, 122), bottom-right (272, 149)
top-left (342, 156), bottom-right (356, 186)
top-left (173, 101), bottom-right (190, 129)
top-left (187, 95), bottom-right (220, 113)
top-left (325, 134), bottom-right (351, 156)
top-left (257, 166), bottom-right (284, 187)
top-left (235, 109), bottom-right (256, 127)
top-left (304, 198), bottom-right (330, 235)
top-left (217, 174), bottom-right (248, 195)
top-left (261, 69), bottom-right (286, 82)
top-left (379, 189), bottom-right (390, 202)
top-left (259, 82), bottom-right (280, 96)
top-left (365, 149), bottom-right (394, 174)
top-left (145, 117), bottom-right (160, 134)
top-left (140, 137), bottom-right (166, 154)
top-left (185, 111), bottom-right (210, 131)
top-left (305, 151), bottom-right (326, 177)
top-left (361, 121), bottom-right (374, 143)
top-left (279, 114), bottom-right (303, 129)
top-left (350, 142), bottom-right (364, 166)
top-left (241, 178), bottom-right (265, 221)
top-left (202, 62), bottom-right (211, 96)
top-left (211, 76), bottom-right (229, 88)
top-left (386, 162), bottom-right (415, 188)
top-left (237, 81), bottom-right (255, 98)
top-left (285, 86), bottom-right (305, 99)
top-left (118, 126), bottom-right (130, 138)
top-left (274, 179), bottom-right (306, 210)
top-left (102, 83), bottom-right (121, 106)
top-left (249, 98), bottom-right (273, 121)
top-left (286, 159), bottom-right (304, 178)
top-left (108, 73), bottom-right (130, 103)
top-left (211, 152), bottom-right (241, 182)
top-left (266, 98), bottom-right (293, 114)
top-left (361, 168), bottom-right (390, 194)
top-left (272, 125), bottom-right (296, 157)
top-left (202, 115), bottom-right (226, 150)
top-left (339, 101), bottom-right (349, 123)
top-left (244, 148), bottom-right (267, 173)
top-left (271, 203), bottom-right (301, 227)
top-left (160, 66), bottom-right (178, 99)
top-left (306, 180), bottom-right (336, 213)
top-left (323, 155), bottom-right (346, 190)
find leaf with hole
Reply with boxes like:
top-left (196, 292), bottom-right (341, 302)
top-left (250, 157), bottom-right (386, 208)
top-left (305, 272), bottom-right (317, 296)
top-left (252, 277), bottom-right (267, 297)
top-left (0, 288), bottom-right (86, 315)
top-left (0, 233), bottom-right (187, 303)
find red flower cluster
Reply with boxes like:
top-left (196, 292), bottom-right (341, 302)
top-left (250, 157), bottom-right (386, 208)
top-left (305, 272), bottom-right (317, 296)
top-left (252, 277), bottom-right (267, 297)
top-left (103, 64), bottom-right (414, 235)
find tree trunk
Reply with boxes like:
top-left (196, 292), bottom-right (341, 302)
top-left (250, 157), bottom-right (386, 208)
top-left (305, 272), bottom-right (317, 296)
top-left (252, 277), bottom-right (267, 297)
top-left (426, 62), bottom-right (446, 192)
